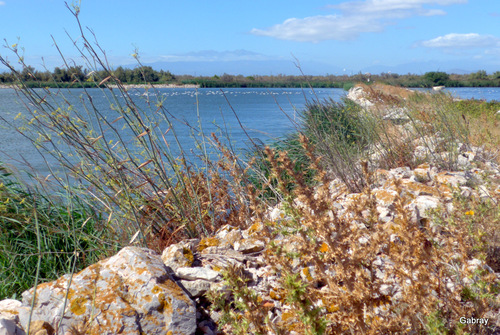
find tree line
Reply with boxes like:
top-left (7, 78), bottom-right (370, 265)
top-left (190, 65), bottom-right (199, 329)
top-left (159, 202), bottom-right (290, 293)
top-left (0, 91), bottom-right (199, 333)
top-left (1, 65), bottom-right (499, 88)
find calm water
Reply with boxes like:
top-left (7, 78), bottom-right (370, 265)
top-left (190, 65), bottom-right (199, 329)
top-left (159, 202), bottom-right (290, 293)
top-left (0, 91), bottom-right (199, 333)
top-left (0, 87), bottom-right (344, 178)
top-left (1, 86), bottom-right (499, 179)
top-left (415, 87), bottom-right (500, 101)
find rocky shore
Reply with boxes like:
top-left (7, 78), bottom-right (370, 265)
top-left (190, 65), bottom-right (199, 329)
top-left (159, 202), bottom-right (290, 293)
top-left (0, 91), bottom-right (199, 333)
top-left (1, 84), bottom-right (499, 335)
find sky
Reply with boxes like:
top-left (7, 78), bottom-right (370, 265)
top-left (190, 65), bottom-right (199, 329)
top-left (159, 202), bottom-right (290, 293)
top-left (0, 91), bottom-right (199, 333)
top-left (0, 0), bottom-right (499, 75)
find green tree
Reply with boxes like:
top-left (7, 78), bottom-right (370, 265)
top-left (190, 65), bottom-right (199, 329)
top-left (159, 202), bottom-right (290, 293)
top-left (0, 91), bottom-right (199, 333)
top-left (423, 71), bottom-right (449, 86)
top-left (159, 70), bottom-right (175, 82)
top-left (20, 66), bottom-right (36, 81)
top-left (113, 66), bottom-right (128, 82)
top-left (469, 70), bottom-right (488, 80)
top-left (53, 67), bottom-right (70, 82)
top-left (140, 66), bottom-right (159, 82)
top-left (67, 66), bottom-right (85, 81)
top-left (490, 71), bottom-right (500, 80)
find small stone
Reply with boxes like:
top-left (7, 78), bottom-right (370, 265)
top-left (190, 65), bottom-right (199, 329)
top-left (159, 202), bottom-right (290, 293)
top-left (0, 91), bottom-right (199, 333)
top-left (218, 229), bottom-right (242, 248)
top-left (379, 284), bottom-right (393, 296)
top-left (414, 168), bottom-right (431, 182)
top-left (28, 320), bottom-right (54, 335)
top-left (199, 325), bottom-right (215, 335)
top-left (215, 225), bottom-right (237, 239)
top-left (477, 185), bottom-right (491, 199)
top-left (179, 280), bottom-right (211, 298)
top-left (457, 154), bottom-right (470, 168)
top-left (233, 238), bottom-right (265, 254)
top-left (162, 242), bottom-right (196, 271)
top-left (243, 221), bottom-right (264, 237)
top-left (412, 195), bottom-right (440, 219)
top-left (460, 186), bottom-right (472, 198)
top-left (358, 236), bottom-right (369, 245)
top-left (435, 172), bottom-right (467, 187)
top-left (0, 318), bottom-right (25, 335)
top-left (300, 266), bottom-right (317, 284)
top-left (175, 267), bottom-right (221, 282)
top-left (210, 311), bottom-right (222, 323)
top-left (373, 188), bottom-right (398, 207)
top-left (269, 207), bottom-right (283, 221)
top-left (377, 207), bottom-right (393, 223)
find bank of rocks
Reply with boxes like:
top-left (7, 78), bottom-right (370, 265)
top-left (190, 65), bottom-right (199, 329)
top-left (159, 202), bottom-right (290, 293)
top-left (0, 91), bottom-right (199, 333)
top-left (1, 155), bottom-right (499, 334)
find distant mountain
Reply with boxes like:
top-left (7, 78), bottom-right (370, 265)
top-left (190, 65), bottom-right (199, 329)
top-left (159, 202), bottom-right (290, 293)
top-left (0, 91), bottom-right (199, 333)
top-left (142, 59), bottom-right (343, 76)
top-left (135, 58), bottom-right (495, 77)
top-left (361, 60), bottom-right (494, 75)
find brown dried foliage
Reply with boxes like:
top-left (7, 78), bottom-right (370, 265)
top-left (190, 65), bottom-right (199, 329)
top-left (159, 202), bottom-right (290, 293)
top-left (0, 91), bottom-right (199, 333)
top-left (217, 135), bottom-right (499, 334)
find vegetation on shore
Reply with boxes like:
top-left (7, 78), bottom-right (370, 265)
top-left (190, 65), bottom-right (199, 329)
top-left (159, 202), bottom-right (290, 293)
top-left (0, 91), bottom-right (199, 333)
top-left (1, 3), bottom-right (500, 334)
top-left (1, 63), bottom-right (500, 89)
top-left (0, 165), bottom-right (119, 299)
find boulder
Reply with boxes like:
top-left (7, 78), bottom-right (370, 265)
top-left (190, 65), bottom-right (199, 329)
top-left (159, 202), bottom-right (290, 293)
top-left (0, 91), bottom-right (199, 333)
top-left (0, 299), bottom-right (25, 335)
top-left (18, 247), bottom-right (196, 335)
top-left (347, 86), bottom-right (374, 109)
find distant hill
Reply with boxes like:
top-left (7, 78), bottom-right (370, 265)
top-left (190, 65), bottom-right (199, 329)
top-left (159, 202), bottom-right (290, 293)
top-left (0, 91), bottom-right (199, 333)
top-left (142, 60), bottom-right (343, 76)
top-left (360, 60), bottom-right (495, 75)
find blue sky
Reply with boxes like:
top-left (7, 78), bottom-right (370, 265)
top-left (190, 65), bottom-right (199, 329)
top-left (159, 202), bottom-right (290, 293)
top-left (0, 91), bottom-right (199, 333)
top-left (1, 0), bottom-right (499, 75)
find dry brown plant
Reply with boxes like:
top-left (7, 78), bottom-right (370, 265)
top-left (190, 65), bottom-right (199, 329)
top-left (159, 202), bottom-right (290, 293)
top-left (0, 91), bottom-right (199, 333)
top-left (215, 135), bottom-right (498, 334)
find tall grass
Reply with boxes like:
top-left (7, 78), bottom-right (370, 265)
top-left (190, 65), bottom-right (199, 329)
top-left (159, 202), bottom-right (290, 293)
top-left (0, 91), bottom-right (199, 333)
top-left (251, 84), bottom-right (499, 199)
top-left (0, 2), bottom-right (262, 301)
top-left (0, 163), bottom-right (117, 300)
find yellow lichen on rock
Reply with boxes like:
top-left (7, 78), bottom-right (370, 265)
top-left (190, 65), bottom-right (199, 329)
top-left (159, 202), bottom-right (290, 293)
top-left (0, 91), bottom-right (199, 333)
top-left (182, 247), bottom-right (194, 266)
top-left (197, 237), bottom-right (219, 252)
top-left (69, 296), bottom-right (87, 316)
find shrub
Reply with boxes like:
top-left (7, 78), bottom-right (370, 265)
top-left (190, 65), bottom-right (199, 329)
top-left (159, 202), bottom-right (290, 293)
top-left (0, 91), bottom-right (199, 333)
top-left (210, 140), bottom-right (499, 334)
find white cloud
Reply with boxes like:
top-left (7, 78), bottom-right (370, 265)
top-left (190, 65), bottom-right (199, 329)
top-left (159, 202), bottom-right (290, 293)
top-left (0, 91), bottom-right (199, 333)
top-left (332, 0), bottom-right (465, 17)
top-left (251, 15), bottom-right (383, 42)
top-left (251, 0), bottom-right (467, 42)
top-left (0, 1), bottom-right (6, 5)
top-left (420, 33), bottom-right (500, 49)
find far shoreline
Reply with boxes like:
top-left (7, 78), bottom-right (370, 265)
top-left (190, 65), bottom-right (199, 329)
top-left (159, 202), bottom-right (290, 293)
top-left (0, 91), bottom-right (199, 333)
top-left (0, 83), bottom-right (200, 89)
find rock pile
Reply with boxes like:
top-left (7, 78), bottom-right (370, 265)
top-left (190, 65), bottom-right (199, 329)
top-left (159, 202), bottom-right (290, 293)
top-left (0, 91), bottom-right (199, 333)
top-left (1, 154), bottom-right (499, 334)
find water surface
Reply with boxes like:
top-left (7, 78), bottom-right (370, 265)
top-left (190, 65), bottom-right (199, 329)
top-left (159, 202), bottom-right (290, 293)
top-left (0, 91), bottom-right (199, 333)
top-left (0, 87), bottom-right (344, 178)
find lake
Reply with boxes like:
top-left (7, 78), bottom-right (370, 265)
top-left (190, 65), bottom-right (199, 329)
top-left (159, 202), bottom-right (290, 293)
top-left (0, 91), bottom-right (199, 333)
top-left (0, 87), bottom-right (344, 178)
top-left (419, 87), bottom-right (500, 101)
top-left (0, 86), bottom-right (499, 179)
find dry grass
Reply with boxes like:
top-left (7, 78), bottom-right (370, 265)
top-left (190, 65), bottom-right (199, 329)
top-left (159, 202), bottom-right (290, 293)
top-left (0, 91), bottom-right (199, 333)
top-left (210, 136), bottom-right (499, 334)
top-left (207, 86), bottom-right (500, 334)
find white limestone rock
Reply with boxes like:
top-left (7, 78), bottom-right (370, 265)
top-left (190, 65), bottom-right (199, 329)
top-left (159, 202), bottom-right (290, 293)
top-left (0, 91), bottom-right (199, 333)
top-left (0, 299), bottom-right (25, 335)
top-left (18, 247), bottom-right (196, 335)
top-left (175, 267), bottom-right (221, 282)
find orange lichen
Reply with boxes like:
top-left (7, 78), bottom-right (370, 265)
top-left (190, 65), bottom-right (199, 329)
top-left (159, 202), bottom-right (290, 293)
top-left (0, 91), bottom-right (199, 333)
top-left (70, 296), bottom-right (87, 316)
top-left (151, 285), bottom-right (162, 294)
top-left (197, 237), bottom-right (220, 252)
top-left (281, 311), bottom-right (294, 322)
top-left (301, 267), bottom-right (314, 282)
top-left (247, 221), bottom-right (263, 235)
